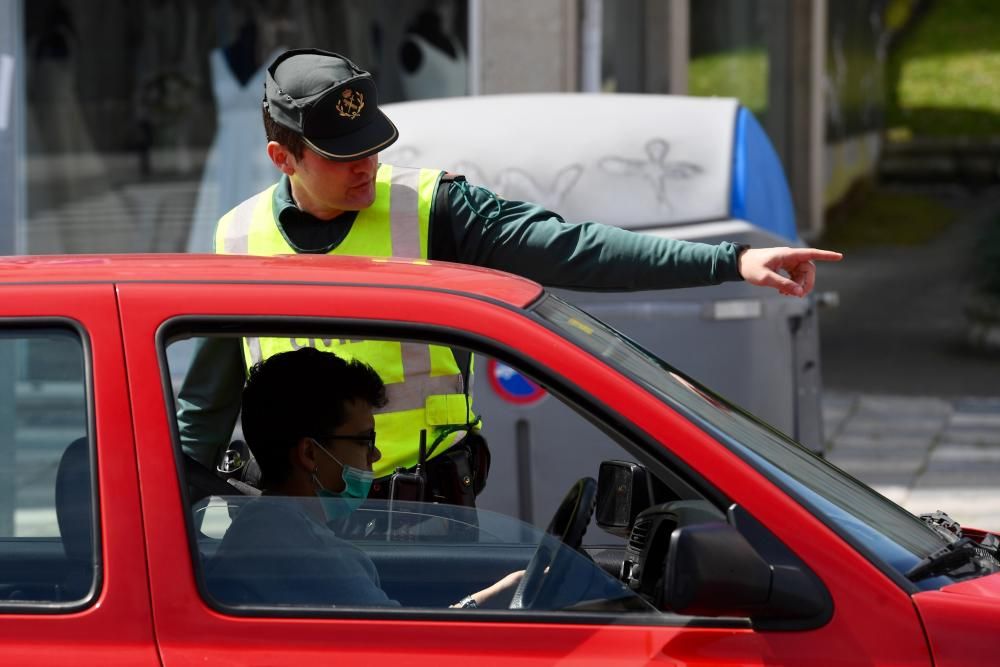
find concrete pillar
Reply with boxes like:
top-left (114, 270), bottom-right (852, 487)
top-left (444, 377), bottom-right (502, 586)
top-left (806, 0), bottom-right (828, 240)
top-left (665, 0), bottom-right (689, 95)
top-left (771, 0), bottom-right (826, 239)
top-left (579, 0), bottom-right (602, 93)
top-left (478, 0), bottom-right (579, 93)
top-left (605, 0), bottom-right (684, 95)
top-left (468, 0), bottom-right (483, 96)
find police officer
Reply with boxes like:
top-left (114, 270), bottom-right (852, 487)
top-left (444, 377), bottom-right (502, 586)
top-left (179, 48), bottom-right (841, 496)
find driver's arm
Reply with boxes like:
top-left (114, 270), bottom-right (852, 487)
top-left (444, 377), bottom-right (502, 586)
top-left (450, 570), bottom-right (525, 608)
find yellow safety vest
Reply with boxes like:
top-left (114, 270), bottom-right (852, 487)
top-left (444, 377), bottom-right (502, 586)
top-left (215, 163), bottom-right (476, 476)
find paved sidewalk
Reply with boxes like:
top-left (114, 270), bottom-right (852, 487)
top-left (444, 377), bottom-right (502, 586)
top-left (823, 391), bottom-right (1000, 531)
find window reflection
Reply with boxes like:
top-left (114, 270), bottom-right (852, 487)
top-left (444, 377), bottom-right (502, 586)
top-left (21, 0), bottom-right (468, 255)
top-left (689, 0), bottom-right (772, 119)
top-left (196, 496), bottom-right (644, 611)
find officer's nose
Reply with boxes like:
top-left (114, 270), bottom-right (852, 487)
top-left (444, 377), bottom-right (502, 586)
top-left (369, 444), bottom-right (382, 464)
top-left (354, 154), bottom-right (378, 175)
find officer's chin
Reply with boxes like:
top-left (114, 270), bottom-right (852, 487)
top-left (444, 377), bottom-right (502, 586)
top-left (345, 185), bottom-right (376, 210)
top-left (338, 200), bottom-right (374, 214)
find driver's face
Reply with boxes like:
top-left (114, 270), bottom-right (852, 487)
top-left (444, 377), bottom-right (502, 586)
top-left (314, 399), bottom-right (380, 493)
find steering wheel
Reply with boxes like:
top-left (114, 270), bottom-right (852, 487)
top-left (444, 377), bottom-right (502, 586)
top-left (510, 477), bottom-right (597, 609)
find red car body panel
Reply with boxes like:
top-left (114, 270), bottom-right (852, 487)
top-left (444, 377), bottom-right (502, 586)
top-left (0, 254), bottom-right (544, 307)
top-left (913, 573), bottom-right (1000, 667)
top-left (0, 284), bottom-right (158, 666)
top-left (0, 255), bottom-right (994, 665)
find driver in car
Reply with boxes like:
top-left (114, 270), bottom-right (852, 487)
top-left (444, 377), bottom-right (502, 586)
top-left (206, 347), bottom-right (522, 608)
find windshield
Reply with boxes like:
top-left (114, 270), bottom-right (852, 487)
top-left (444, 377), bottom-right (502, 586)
top-left (533, 294), bottom-right (971, 589)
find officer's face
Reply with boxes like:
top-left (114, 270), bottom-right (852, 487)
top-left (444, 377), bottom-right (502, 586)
top-left (279, 145), bottom-right (379, 220)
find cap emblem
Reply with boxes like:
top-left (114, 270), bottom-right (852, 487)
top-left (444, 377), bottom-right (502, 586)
top-left (336, 88), bottom-right (365, 120)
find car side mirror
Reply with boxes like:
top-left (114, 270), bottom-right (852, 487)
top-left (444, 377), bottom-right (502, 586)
top-left (661, 520), bottom-right (831, 628)
top-left (596, 461), bottom-right (653, 538)
top-left (662, 521), bottom-right (771, 615)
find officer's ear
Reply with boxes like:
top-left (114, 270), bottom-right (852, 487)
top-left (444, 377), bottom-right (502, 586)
top-left (267, 141), bottom-right (297, 175)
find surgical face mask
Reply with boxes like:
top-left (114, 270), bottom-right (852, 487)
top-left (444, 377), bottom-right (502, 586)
top-left (310, 439), bottom-right (375, 518)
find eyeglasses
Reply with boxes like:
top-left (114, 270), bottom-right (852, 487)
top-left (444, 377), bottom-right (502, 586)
top-left (323, 432), bottom-right (377, 457)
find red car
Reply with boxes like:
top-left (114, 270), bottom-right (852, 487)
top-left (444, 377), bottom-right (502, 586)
top-left (0, 253), bottom-right (997, 666)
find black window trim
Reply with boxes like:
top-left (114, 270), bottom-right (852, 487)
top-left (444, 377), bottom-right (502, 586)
top-left (0, 317), bottom-right (101, 614)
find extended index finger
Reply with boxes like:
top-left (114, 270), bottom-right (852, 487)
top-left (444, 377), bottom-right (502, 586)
top-left (786, 248), bottom-right (843, 263)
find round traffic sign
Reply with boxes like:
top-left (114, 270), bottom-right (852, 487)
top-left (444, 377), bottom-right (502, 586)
top-left (486, 359), bottom-right (547, 406)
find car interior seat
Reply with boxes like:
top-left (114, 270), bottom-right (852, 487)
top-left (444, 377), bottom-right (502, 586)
top-left (54, 436), bottom-right (95, 601)
top-left (184, 453), bottom-right (260, 504)
top-left (215, 439), bottom-right (262, 491)
top-left (185, 449), bottom-right (260, 549)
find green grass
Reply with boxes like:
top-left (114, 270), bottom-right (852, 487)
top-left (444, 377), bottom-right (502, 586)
top-left (820, 188), bottom-right (956, 248)
top-left (688, 49), bottom-right (767, 116)
top-left (889, 0), bottom-right (1000, 136)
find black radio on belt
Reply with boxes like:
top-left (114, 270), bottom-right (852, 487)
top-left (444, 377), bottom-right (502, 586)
top-left (389, 429), bottom-right (427, 503)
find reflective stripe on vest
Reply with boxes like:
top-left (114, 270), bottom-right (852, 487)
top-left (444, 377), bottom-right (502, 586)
top-left (216, 164), bottom-right (474, 474)
top-left (243, 338), bottom-right (468, 415)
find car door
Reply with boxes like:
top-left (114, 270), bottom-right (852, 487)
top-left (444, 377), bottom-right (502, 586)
top-left (0, 283), bottom-right (158, 666)
top-left (118, 279), bottom-right (933, 666)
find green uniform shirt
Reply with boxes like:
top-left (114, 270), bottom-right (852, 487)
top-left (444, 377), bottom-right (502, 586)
top-left (274, 173), bottom-right (744, 287)
top-left (177, 173), bottom-right (745, 465)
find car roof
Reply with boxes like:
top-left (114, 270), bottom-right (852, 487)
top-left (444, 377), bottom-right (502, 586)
top-left (0, 254), bottom-right (545, 308)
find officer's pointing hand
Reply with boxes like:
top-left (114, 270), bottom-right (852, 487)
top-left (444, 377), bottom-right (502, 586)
top-left (738, 247), bottom-right (843, 297)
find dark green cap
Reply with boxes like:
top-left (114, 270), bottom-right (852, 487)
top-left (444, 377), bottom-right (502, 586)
top-left (264, 49), bottom-right (398, 161)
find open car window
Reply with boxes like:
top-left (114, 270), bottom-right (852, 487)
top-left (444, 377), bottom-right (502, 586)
top-left (164, 330), bottom-right (681, 618)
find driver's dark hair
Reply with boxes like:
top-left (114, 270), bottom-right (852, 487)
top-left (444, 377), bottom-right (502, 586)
top-left (241, 347), bottom-right (387, 488)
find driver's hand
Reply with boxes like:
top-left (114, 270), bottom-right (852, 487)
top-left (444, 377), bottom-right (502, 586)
top-left (450, 570), bottom-right (525, 608)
